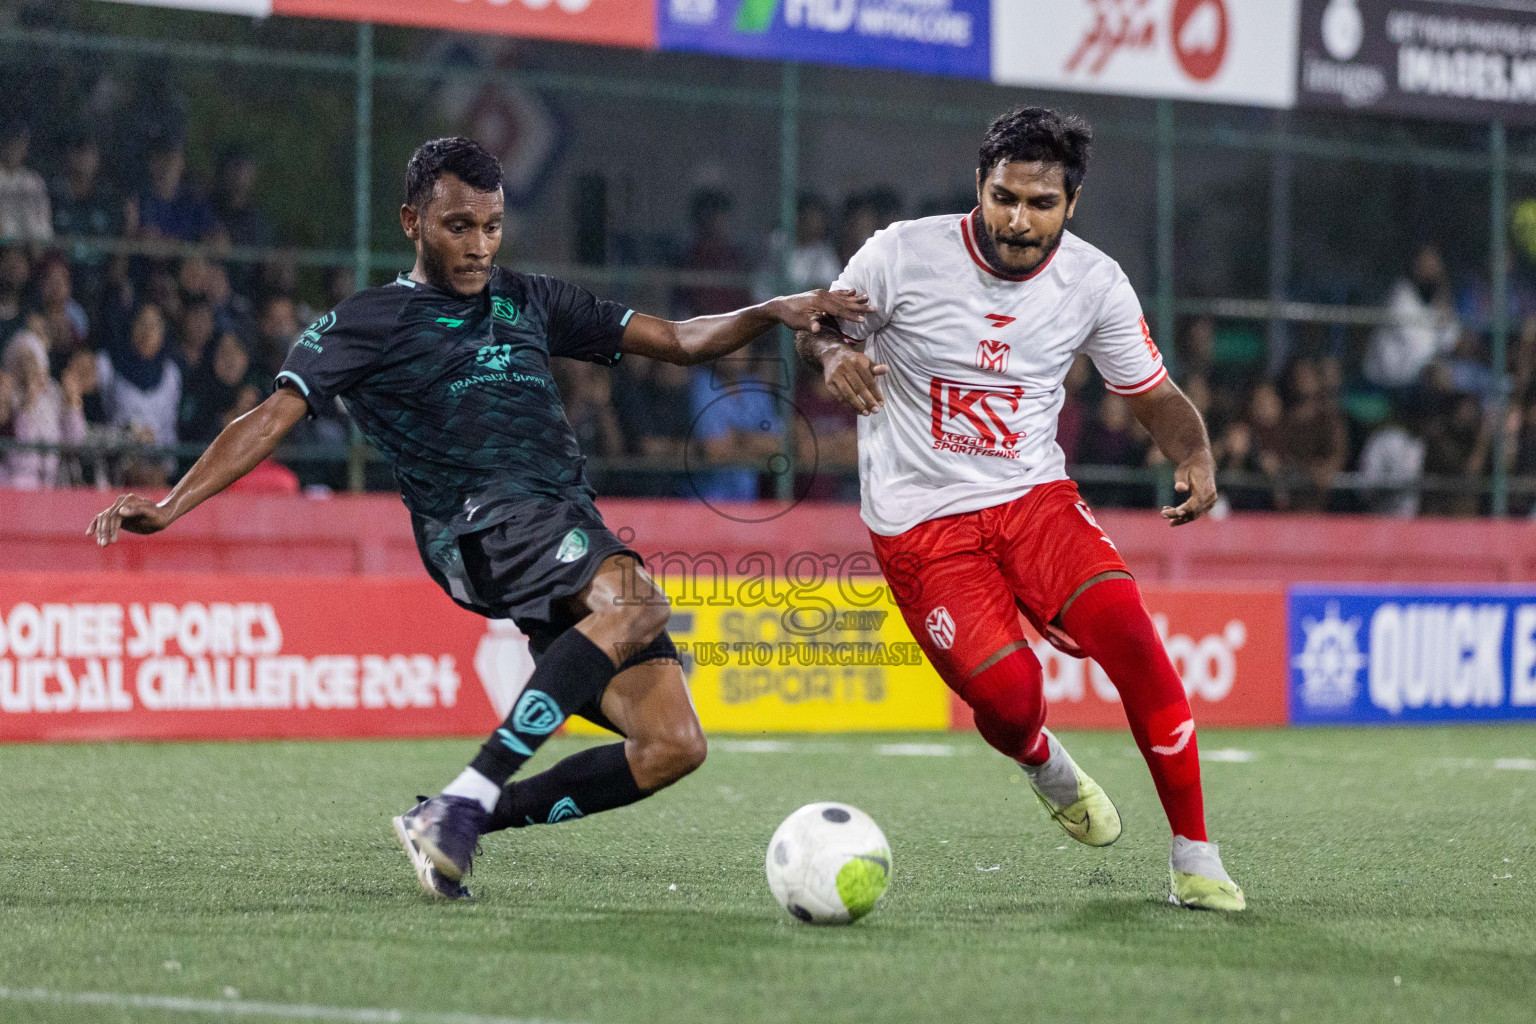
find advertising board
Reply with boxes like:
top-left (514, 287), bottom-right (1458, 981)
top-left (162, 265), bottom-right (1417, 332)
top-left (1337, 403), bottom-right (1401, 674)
top-left (1289, 585), bottom-right (1536, 725)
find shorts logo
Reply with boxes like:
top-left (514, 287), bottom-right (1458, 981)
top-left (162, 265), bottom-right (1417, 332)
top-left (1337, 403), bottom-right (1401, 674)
top-left (475, 343), bottom-right (514, 372)
top-left (976, 339), bottom-right (1010, 374)
top-left (512, 689), bottom-right (564, 736)
top-left (929, 377), bottom-right (1028, 459)
top-left (925, 606), bottom-right (956, 650)
top-left (555, 528), bottom-right (589, 563)
top-left (546, 796), bottom-right (584, 824)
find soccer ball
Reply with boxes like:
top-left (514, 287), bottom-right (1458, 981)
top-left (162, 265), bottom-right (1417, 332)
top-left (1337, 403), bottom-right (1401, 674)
top-left (765, 802), bottom-right (891, 925)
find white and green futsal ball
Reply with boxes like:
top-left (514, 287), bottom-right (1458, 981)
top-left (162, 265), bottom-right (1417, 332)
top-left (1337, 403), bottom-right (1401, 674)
top-left (766, 802), bottom-right (891, 925)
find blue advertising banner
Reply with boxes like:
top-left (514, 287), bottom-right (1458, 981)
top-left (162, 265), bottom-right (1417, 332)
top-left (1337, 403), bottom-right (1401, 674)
top-left (657, 0), bottom-right (991, 79)
top-left (1289, 586), bottom-right (1536, 725)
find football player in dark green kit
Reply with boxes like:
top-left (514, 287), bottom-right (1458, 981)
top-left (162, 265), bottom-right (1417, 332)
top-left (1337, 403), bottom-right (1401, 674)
top-left (89, 138), bottom-right (872, 898)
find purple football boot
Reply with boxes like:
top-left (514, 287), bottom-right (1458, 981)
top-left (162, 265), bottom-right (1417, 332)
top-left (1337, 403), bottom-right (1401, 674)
top-left (393, 795), bottom-right (485, 897)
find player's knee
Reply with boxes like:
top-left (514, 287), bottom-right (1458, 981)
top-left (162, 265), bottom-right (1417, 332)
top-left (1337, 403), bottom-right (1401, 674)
top-left (961, 648), bottom-right (1045, 733)
top-left (591, 582), bottom-right (670, 644)
top-left (631, 720), bottom-right (707, 790)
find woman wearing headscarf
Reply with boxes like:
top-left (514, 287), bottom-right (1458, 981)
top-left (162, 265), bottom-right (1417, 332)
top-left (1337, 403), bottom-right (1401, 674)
top-left (97, 301), bottom-right (181, 485)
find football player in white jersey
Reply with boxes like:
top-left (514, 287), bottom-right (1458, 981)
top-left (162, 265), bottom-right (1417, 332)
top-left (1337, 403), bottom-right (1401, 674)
top-left (797, 107), bottom-right (1243, 911)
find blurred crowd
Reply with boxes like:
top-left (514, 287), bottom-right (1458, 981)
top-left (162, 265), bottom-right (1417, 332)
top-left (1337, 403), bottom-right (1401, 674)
top-left (4, 102), bottom-right (1533, 517)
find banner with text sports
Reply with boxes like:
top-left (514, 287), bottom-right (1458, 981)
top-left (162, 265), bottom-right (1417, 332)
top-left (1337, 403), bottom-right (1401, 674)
top-left (1289, 585), bottom-right (1536, 725)
top-left (992, 0), bottom-right (1300, 108)
top-left (1297, 0), bottom-right (1536, 125)
top-left (657, 0), bottom-right (991, 79)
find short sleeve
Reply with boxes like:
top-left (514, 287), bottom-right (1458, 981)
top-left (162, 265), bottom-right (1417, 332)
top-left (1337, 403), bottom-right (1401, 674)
top-left (1082, 269), bottom-right (1167, 397)
top-left (275, 299), bottom-right (382, 417)
top-left (528, 275), bottom-right (632, 366)
top-left (830, 226), bottom-right (897, 342)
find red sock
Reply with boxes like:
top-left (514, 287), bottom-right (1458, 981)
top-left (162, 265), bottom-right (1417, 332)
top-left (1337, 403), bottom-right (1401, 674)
top-left (1061, 578), bottom-right (1208, 841)
top-left (958, 647), bottom-right (1050, 766)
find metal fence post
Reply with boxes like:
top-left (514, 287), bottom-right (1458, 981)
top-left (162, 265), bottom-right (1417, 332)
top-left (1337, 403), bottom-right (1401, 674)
top-left (1155, 99), bottom-right (1176, 366)
top-left (1491, 119), bottom-right (1511, 517)
top-left (1267, 109), bottom-right (1294, 378)
top-left (348, 22), bottom-right (374, 495)
top-left (776, 61), bottom-right (800, 503)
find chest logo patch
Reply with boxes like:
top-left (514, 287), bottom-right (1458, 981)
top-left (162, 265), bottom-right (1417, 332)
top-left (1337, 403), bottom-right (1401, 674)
top-left (475, 343), bottom-right (514, 372)
top-left (976, 338), bottom-right (1010, 374)
top-left (492, 297), bottom-right (520, 326)
top-left (929, 377), bottom-right (1028, 459)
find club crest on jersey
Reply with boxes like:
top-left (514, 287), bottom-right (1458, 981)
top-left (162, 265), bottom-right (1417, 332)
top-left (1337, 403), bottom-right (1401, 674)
top-left (976, 338), bottom-right (1010, 373)
top-left (929, 378), bottom-right (1027, 459)
top-left (925, 607), bottom-right (956, 650)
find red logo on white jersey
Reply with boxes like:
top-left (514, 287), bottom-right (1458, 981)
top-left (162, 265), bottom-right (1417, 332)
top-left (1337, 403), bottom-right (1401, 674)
top-left (976, 339), bottom-right (1010, 373)
top-left (984, 314), bottom-right (1017, 330)
top-left (925, 606), bottom-right (956, 650)
top-left (1138, 316), bottom-right (1160, 359)
top-left (929, 378), bottom-right (1027, 459)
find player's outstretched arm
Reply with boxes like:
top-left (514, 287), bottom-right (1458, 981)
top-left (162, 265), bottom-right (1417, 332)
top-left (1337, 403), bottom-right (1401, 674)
top-left (87, 388), bottom-right (309, 546)
top-left (620, 288), bottom-right (872, 366)
top-left (795, 330), bottom-right (889, 417)
top-left (1123, 377), bottom-right (1217, 526)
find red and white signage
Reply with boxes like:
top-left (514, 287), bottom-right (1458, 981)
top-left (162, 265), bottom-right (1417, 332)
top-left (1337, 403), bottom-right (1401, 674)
top-left (0, 573), bottom-right (510, 743)
top-left (949, 587), bottom-right (1288, 730)
top-left (99, 0), bottom-right (657, 48)
top-left (991, 0), bottom-right (1300, 108)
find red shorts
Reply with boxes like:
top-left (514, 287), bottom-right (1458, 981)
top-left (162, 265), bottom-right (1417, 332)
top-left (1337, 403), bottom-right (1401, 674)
top-left (870, 480), bottom-right (1130, 686)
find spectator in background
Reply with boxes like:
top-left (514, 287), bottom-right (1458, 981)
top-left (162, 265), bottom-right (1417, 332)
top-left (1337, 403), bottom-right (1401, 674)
top-left (4, 316), bottom-right (84, 488)
top-left (837, 187), bottom-right (901, 266)
top-left (1420, 385), bottom-right (1490, 517)
top-left (793, 367), bottom-right (859, 500)
top-left (176, 296), bottom-right (216, 371)
top-left (1076, 392), bottom-right (1147, 507)
top-left (0, 243), bottom-right (27, 346)
top-left (253, 293), bottom-right (299, 381)
top-left (0, 367), bottom-right (14, 482)
top-left (677, 189), bottom-right (752, 318)
top-left (97, 301), bottom-right (181, 485)
top-left (1057, 356), bottom-right (1091, 466)
top-left (0, 121), bottom-right (52, 244)
top-left (690, 353), bottom-right (784, 501)
top-left (612, 356), bottom-right (692, 459)
top-left (179, 330), bottom-right (260, 444)
top-left (50, 132), bottom-right (134, 313)
top-left (1180, 316), bottom-right (1217, 382)
top-left (757, 193), bottom-right (842, 300)
top-left (1281, 357), bottom-right (1349, 512)
top-left (34, 256), bottom-right (89, 374)
top-left (560, 360), bottom-right (624, 459)
top-left (1443, 331), bottom-right (1493, 397)
top-left (1357, 399), bottom-right (1426, 518)
top-left (138, 135), bottom-right (216, 242)
top-left (1364, 244), bottom-right (1459, 390)
top-left (211, 147), bottom-right (271, 250)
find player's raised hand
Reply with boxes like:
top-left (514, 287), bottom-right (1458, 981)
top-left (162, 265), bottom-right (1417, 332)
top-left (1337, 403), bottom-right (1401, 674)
top-left (1161, 454), bottom-right (1218, 526)
top-left (822, 346), bottom-right (889, 417)
top-left (87, 494), bottom-right (174, 547)
top-left (766, 287), bottom-right (873, 334)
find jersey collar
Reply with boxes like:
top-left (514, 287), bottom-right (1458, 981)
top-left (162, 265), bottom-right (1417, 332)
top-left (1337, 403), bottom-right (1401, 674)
top-left (960, 208), bottom-right (1058, 283)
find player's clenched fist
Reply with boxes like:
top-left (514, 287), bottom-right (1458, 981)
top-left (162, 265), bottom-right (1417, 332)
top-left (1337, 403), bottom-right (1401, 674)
top-left (821, 346), bottom-right (889, 417)
top-left (88, 494), bottom-right (174, 547)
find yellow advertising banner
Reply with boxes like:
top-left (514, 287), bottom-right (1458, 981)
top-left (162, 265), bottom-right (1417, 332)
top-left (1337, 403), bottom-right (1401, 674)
top-left (566, 570), bottom-right (951, 735)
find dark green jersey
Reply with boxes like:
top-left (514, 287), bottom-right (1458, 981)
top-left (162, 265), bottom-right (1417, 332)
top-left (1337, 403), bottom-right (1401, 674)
top-left (276, 268), bottom-right (632, 536)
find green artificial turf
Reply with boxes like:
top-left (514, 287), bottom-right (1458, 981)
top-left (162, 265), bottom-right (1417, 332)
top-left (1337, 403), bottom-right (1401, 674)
top-left (1, 727), bottom-right (1533, 1024)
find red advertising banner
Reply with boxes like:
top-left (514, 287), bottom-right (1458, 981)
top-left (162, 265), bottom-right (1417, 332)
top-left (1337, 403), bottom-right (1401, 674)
top-left (0, 573), bottom-right (507, 743)
top-left (948, 588), bottom-right (1288, 730)
top-left (270, 0), bottom-right (656, 49)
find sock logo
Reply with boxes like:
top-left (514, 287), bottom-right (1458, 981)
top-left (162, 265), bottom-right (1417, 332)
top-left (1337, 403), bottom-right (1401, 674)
top-left (925, 606), bottom-right (956, 650)
top-left (546, 796), bottom-right (584, 824)
top-left (496, 728), bottom-right (533, 756)
top-left (512, 689), bottom-right (564, 736)
top-left (1152, 718), bottom-right (1196, 756)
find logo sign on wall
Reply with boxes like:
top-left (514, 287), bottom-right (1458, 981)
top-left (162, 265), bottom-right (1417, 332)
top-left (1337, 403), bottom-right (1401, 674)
top-left (100, 0), bottom-right (658, 48)
top-left (1289, 586), bottom-right (1536, 725)
top-left (1298, 0), bottom-right (1536, 123)
top-left (659, 0), bottom-right (992, 79)
top-left (992, 0), bottom-right (1300, 108)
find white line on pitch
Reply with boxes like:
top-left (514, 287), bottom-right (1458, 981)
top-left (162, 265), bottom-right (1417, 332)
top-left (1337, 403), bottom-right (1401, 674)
top-left (1495, 758), bottom-right (1536, 771)
top-left (1200, 749), bottom-right (1257, 763)
top-left (877, 743), bottom-right (956, 757)
top-left (0, 987), bottom-right (584, 1024)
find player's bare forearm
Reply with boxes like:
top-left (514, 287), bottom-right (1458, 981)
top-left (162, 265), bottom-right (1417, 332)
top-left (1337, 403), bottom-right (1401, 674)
top-left (1124, 378), bottom-right (1217, 526)
top-left (796, 329), bottom-right (890, 417)
top-left (88, 388), bottom-right (308, 545)
top-left (621, 288), bottom-right (872, 366)
top-left (795, 329), bottom-right (845, 371)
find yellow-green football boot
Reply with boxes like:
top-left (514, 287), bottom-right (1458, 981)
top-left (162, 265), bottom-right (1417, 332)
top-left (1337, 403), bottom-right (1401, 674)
top-left (1168, 836), bottom-right (1246, 911)
top-left (1019, 728), bottom-right (1122, 847)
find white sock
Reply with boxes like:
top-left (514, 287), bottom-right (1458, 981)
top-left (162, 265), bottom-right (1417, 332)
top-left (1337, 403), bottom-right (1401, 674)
top-left (1170, 835), bottom-right (1232, 883)
top-left (441, 767), bottom-right (501, 813)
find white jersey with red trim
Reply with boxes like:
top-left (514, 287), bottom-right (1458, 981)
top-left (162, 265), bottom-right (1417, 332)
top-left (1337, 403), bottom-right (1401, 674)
top-left (832, 212), bottom-right (1166, 537)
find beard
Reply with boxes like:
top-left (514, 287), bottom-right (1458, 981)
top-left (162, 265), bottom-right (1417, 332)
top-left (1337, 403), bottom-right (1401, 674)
top-left (419, 242), bottom-right (478, 296)
top-left (972, 209), bottom-right (1062, 278)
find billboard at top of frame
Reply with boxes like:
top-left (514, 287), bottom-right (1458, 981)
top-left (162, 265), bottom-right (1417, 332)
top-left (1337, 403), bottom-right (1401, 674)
top-left (98, 0), bottom-right (659, 49)
top-left (1297, 0), bottom-right (1536, 125)
top-left (1289, 585), bottom-right (1536, 726)
top-left (657, 0), bottom-right (992, 79)
top-left (992, 0), bottom-right (1301, 108)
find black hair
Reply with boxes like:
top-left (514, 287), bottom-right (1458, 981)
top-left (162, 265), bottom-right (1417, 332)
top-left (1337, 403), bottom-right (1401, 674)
top-left (978, 107), bottom-right (1094, 197)
top-left (404, 137), bottom-right (503, 210)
